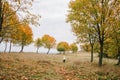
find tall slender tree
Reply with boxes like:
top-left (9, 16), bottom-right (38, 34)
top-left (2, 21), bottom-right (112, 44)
top-left (67, 0), bottom-right (120, 66)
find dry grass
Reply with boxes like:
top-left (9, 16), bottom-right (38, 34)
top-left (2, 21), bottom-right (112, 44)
top-left (0, 52), bottom-right (120, 80)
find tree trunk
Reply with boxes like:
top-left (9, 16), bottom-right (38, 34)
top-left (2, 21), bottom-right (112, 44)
top-left (97, 0), bottom-right (105, 67)
top-left (0, 37), bottom-right (3, 43)
top-left (0, 0), bottom-right (2, 32)
top-left (4, 42), bottom-right (7, 53)
top-left (47, 48), bottom-right (50, 54)
top-left (36, 47), bottom-right (39, 53)
top-left (20, 45), bottom-right (24, 53)
top-left (99, 41), bottom-right (104, 66)
top-left (89, 34), bottom-right (94, 63)
top-left (0, 0), bottom-right (3, 33)
top-left (91, 44), bottom-right (94, 62)
top-left (9, 40), bottom-right (12, 53)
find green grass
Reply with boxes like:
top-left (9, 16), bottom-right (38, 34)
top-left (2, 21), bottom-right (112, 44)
top-left (0, 52), bottom-right (120, 80)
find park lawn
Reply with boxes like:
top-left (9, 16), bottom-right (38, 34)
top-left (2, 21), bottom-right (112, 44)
top-left (0, 52), bottom-right (120, 80)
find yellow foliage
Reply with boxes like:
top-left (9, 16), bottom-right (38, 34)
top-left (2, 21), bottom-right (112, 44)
top-left (42, 34), bottom-right (56, 49)
top-left (15, 24), bottom-right (33, 45)
top-left (57, 41), bottom-right (70, 52)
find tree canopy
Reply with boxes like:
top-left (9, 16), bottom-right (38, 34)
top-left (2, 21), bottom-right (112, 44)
top-left (67, 0), bottom-right (120, 66)
top-left (57, 41), bottom-right (70, 54)
top-left (42, 34), bottom-right (56, 54)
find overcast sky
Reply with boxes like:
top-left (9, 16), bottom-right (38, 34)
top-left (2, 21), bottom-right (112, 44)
top-left (0, 0), bottom-right (77, 53)
top-left (32, 0), bottom-right (76, 43)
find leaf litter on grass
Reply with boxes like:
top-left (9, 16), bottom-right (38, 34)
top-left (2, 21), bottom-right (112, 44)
top-left (0, 53), bottom-right (120, 80)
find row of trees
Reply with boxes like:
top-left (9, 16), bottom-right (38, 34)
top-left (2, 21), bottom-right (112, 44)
top-left (0, 0), bottom-right (40, 52)
top-left (3, 24), bottom-right (33, 53)
top-left (0, 0), bottom-right (78, 54)
top-left (34, 34), bottom-right (78, 54)
top-left (67, 0), bottom-right (120, 66)
top-left (1, 33), bottom-right (78, 54)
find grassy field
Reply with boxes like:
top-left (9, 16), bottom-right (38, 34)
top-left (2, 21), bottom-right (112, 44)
top-left (0, 52), bottom-right (120, 80)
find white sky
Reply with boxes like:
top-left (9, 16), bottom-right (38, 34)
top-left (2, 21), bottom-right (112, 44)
top-left (32, 0), bottom-right (76, 43)
top-left (0, 0), bottom-right (77, 53)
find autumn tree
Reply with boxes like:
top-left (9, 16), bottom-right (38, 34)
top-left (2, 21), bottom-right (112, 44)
top-left (0, 0), bottom-right (40, 52)
top-left (0, 2), bottom-right (21, 53)
top-left (0, 0), bottom-right (40, 41)
top-left (14, 24), bottom-right (33, 52)
top-left (0, 1), bottom-right (20, 43)
top-left (67, 0), bottom-right (96, 62)
top-left (3, 39), bottom-right (8, 53)
top-left (67, 0), bottom-right (120, 66)
top-left (34, 38), bottom-right (43, 53)
top-left (42, 34), bottom-right (56, 54)
top-left (57, 41), bottom-right (70, 54)
top-left (70, 43), bottom-right (78, 53)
